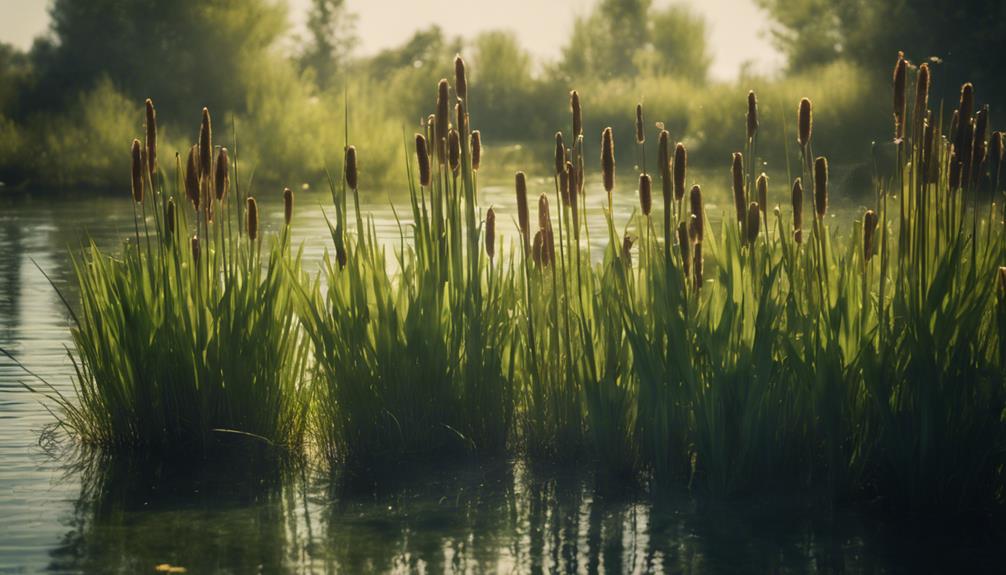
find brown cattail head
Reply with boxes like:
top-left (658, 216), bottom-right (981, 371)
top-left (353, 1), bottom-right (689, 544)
top-left (814, 156), bottom-right (828, 218)
top-left (893, 52), bottom-right (907, 140)
top-left (485, 207), bottom-right (496, 260)
top-left (914, 63), bottom-right (930, 129)
top-left (345, 145), bottom-right (358, 190)
top-left (746, 202), bottom-right (760, 243)
top-left (677, 222), bottom-right (690, 278)
top-left (693, 241), bottom-right (703, 290)
top-left (191, 235), bottom-right (200, 264)
top-left (416, 133), bottom-right (431, 186)
top-left (516, 171), bottom-right (530, 249)
top-left (335, 240), bottom-right (347, 269)
top-left (674, 143), bottom-right (687, 201)
top-left (958, 83), bottom-right (975, 127)
top-left (922, 114), bottom-right (935, 184)
top-left (144, 98), bottom-right (157, 179)
top-left (538, 192), bottom-right (550, 231)
top-left (246, 197), bottom-right (259, 240)
top-left (448, 129), bottom-right (460, 175)
top-left (166, 198), bottom-right (176, 236)
top-left (622, 233), bottom-right (634, 266)
top-left (992, 131), bottom-right (1004, 166)
top-left (601, 127), bottom-right (615, 193)
top-left (283, 187), bottom-right (294, 226)
top-left (732, 152), bottom-right (746, 222)
top-left (454, 55), bottom-right (467, 101)
top-left (746, 90), bottom-right (758, 141)
top-left (471, 130), bottom-right (481, 171)
top-left (791, 177), bottom-right (803, 237)
top-left (185, 144), bottom-right (200, 207)
top-left (798, 98), bottom-right (813, 148)
top-left (532, 230), bottom-right (544, 267)
top-left (436, 79), bottom-right (450, 162)
top-left (639, 173), bottom-right (652, 216)
top-left (130, 138), bottom-right (144, 203)
top-left (689, 185), bottom-right (703, 241)
top-left (554, 132), bottom-right (566, 176)
top-left (949, 149), bottom-right (962, 190)
top-left (214, 147), bottom-right (229, 201)
top-left (559, 163), bottom-right (569, 205)
top-left (454, 99), bottom-right (467, 138)
top-left (635, 103), bottom-right (645, 144)
top-left (199, 108), bottom-right (212, 179)
top-left (863, 209), bottom-right (877, 262)
top-left (658, 130), bottom-right (672, 205)
top-left (570, 90), bottom-right (582, 136)
top-left (949, 110), bottom-right (960, 145)
top-left (756, 173), bottom-right (768, 213)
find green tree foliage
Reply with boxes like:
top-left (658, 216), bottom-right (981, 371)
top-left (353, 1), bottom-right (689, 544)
top-left (298, 0), bottom-right (356, 89)
top-left (29, 0), bottom-right (288, 119)
top-left (561, 0), bottom-right (710, 83)
top-left (757, 0), bottom-right (1006, 103)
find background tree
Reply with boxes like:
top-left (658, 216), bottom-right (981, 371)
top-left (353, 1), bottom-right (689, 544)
top-left (298, 0), bottom-right (356, 89)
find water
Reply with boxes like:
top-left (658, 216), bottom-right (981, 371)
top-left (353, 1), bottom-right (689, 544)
top-left (0, 179), bottom-right (1001, 574)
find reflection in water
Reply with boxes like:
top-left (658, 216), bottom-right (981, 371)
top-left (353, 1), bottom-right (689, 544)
top-left (43, 449), bottom-right (1006, 574)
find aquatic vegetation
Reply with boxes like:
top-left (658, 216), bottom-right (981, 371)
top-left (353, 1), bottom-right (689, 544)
top-left (35, 53), bottom-right (1006, 512)
top-left (51, 105), bottom-right (311, 451)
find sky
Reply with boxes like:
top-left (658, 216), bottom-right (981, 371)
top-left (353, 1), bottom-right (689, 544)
top-left (0, 0), bottom-right (783, 81)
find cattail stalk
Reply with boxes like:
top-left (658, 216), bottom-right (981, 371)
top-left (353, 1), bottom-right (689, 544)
top-left (144, 99), bottom-right (157, 179)
top-left (471, 130), bottom-right (481, 171)
top-left (485, 207), bottom-right (496, 260)
top-left (436, 79), bottom-right (450, 163)
top-left (345, 145), bottom-right (358, 190)
top-left (693, 241), bottom-right (703, 290)
top-left (689, 185), bottom-right (703, 241)
top-left (893, 53), bottom-right (907, 140)
top-left (454, 55), bottom-right (467, 101)
top-left (199, 108), bottom-right (212, 179)
top-left (554, 132), bottom-right (566, 176)
top-left (746, 202), bottom-right (760, 244)
top-left (601, 127), bottom-right (615, 198)
top-left (214, 147), bottom-right (229, 201)
top-left (571, 91), bottom-right (582, 136)
top-left (185, 145), bottom-right (200, 208)
top-left (746, 91), bottom-right (758, 141)
top-left (732, 152), bottom-right (746, 222)
top-left (863, 209), bottom-right (877, 261)
top-left (635, 103), bottom-right (645, 144)
top-left (798, 98), bottom-right (813, 149)
top-left (677, 222), bottom-right (690, 278)
top-left (914, 63), bottom-right (930, 133)
top-left (567, 161), bottom-right (579, 240)
top-left (448, 129), bottom-right (460, 175)
top-left (674, 143), bottom-right (687, 201)
top-left (516, 172), bottom-right (530, 252)
top-left (246, 197), bottom-right (258, 240)
top-left (639, 173), bottom-right (652, 216)
top-left (416, 134), bottom-right (431, 187)
top-left (792, 178), bottom-right (803, 243)
top-left (166, 199), bottom-right (176, 236)
top-left (658, 130), bottom-right (672, 207)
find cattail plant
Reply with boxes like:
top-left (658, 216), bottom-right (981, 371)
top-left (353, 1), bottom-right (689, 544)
top-left (746, 90), bottom-right (758, 141)
top-left (436, 79), bottom-right (450, 162)
top-left (246, 197), bottom-right (259, 240)
top-left (893, 53), bottom-right (907, 140)
top-left (602, 127), bottom-right (615, 197)
top-left (532, 230), bottom-right (543, 266)
top-left (191, 235), bottom-right (200, 264)
top-left (756, 173), bottom-right (768, 213)
top-left (345, 145), bottom-right (358, 190)
top-left (567, 161), bottom-right (579, 239)
top-left (658, 130), bottom-right (672, 206)
top-left (914, 63), bottom-right (930, 132)
top-left (283, 187), bottom-right (294, 226)
top-left (554, 132), bottom-right (565, 176)
top-left (950, 150), bottom-right (962, 190)
top-left (165, 198), bottom-right (176, 236)
top-left (539, 194), bottom-right (554, 266)
top-left (416, 134), bottom-right (431, 187)
top-left (639, 173), bottom-right (652, 216)
top-left (455, 100), bottom-right (468, 138)
top-left (214, 148), bottom-right (229, 201)
top-left (185, 145), bottom-right (200, 208)
top-left (516, 171), bottom-right (530, 251)
top-left (792, 178), bottom-right (803, 243)
top-left (454, 55), bottom-right (467, 101)
top-left (130, 139), bottom-right (143, 203)
top-left (674, 143), bottom-right (687, 201)
top-left (798, 98), bottom-right (813, 148)
top-left (144, 98), bottom-right (157, 179)
top-left (538, 192), bottom-right (550, 232)
top-left (571, 90), bottom-right (582, 136)
top-left (635, 104), bottom-right (645, 144)
top-left (199, 108), bottom-right (212, 179)
top-left (863, 209), bottom-right (877, 261)
top-left (448, 129), bottom-right (461, 175)
top-left (922, 113), bottom-right (935, 184)
top-left (732, 152), bottom-right (746, 222)
top-left (972, 105), bottom-right (989, 185)
top-left (677, 222), bottom-right (690, 277)
top-left (746, 202), bottom-right (760, 243)
top-left (485, 207), bottom-right (496, 261)
top-left (471, 130), bottom-right (481, 171)
top-left (689, 185), bottom-right (703, 241)
top-left (814, 157), bottom-right (828, 218)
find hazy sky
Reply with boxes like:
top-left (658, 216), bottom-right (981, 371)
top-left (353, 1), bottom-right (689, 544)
top-left (0, 0), bottom-right (783, 80)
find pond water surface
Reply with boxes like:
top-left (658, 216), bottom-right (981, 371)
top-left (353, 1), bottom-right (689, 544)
top-left (0, 177), bottom-right (1002, 574)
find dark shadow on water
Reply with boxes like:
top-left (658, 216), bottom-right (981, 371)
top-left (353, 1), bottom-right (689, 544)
top-left (44, 448), bottom-right (1006, 574)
